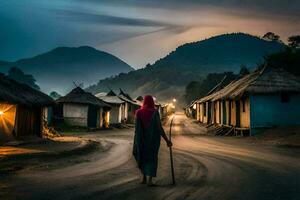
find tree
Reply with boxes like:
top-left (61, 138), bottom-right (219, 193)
top-left (184, 81), bottom-right (200, 103)
top-left (239, 65), bottom-right (250, 76)
top-left (49, 91), bottom-right (62, 100)
top-left (262, 32), bottom-right (280, 42)
top-left (288, 35), bottom-right (300, 49)
top-left (8, 67), bottom-right (40, 90)
top-left (184, 72), bottom-right (237, 103)
top-left (264, 48), bottom-right (300, 76)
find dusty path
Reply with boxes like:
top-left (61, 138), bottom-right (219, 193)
top-left (1, 113), bottom-right (300, 200)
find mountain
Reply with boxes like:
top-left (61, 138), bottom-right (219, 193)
top-left (86, 33), bottom-right (285, 102)
top-left (0, 46), bottom-right (134, 94)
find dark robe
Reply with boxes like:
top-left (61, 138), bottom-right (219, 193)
top-left (133, 111), bottom-right (165, 177)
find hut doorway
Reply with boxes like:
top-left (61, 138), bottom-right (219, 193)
top-left (88, 105), bottom-right (98, 128)
top-left (14, 106), bottom-right (42, 137)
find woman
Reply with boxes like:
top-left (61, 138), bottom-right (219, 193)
top-left (133, 95), bottom-right (172, 186)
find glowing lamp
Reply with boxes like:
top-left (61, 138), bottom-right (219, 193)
top-left (0, 111), bottom-right (4, 116)
top-left (193, 104), bottom-right (197, 109)
top-left (173, 98), bottom-right (177, 102)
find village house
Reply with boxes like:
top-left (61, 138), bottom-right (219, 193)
top-left (193, 75), bottom-right (230, 124)
top-left (95, 90), bottom-right (126, 125)
top-left (135, 96), bottom-right (168, 119)
top-left (55, 87), bottom-right (111, 128)
top-left (118, 89), bottom-right (141, 123)
top-left (0, 74), bottom-right (54, 143)
top-left (156, 103), bottom-right (169, 119)
top-left (194, 67), bottom-right (300, 135)
top-left (186, 101), bottom-right (197, 119)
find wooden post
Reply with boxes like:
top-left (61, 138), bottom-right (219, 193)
top-left (169, 116), bottom-right (176, 185)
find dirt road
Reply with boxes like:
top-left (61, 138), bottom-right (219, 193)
top-left (1, 113), bottom-right (300, 200)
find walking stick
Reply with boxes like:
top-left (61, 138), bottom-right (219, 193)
top-left (169, 116), bottom-right (176, 185)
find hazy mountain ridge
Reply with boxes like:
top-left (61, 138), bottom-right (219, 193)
top-left (0, 46), bottom-right (134, 94)
top-left (86, 33), bottom-right (285, 101)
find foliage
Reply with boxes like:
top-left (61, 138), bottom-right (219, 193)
top-left (264, 48), bottom-right (300, 76)
top-left (262, 32), bottom-right (280, 42)
top-left (184, 72), bottom-right (238, 103)
top-left (49, 91), bottom-right (62, 100)
top-left (239, 65), bottom-right (250, 76)
top-left (7, 67), bottom-right (40, 90)
top-left (288, 35), bottom-right (300, 49)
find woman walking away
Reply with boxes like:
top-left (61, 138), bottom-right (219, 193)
top-left (133, 95), bottom-right (172, 186)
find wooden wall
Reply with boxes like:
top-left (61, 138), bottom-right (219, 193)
top-left (230, 101), bottom-right (236, 126)
top-left (214, 101), bottom-right (221, 124)
top-left (196, 103), bottom-right (200, 121)
top-left (239, 97), bottom-right (250, 128)
top-left (200, 103), bottom-right (203, 122)
top-left (203, 102), bottom-right (209, 123)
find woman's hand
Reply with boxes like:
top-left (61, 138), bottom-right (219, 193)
top-left (167, 140), bottom-right (173, 147)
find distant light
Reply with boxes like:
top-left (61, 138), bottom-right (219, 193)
top-left (0, 111), bottom-right (3, 116)
top-left (173, 98), bottom-right (177, 102)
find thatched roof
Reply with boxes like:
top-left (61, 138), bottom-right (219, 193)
top-left (57, 87), bottom-right (111, 108)
top-left (118, 89), bottom-right (140, 105)
top-left (107, 90), bottom-right (117, 96)
top-left (0, 74), bottom-right (54, 106)
top-left (207, 67), bottom-right (300, 101)
top-left (195, 75), bottom-right (232, 103)
top-left (95, 91), bottom-right (124, 105)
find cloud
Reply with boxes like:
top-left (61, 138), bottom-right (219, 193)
top-left (53, 9), bottom-right (195, 45)
top-left (59, 10), bottom-right (173, 27)
top-left (1, 0), bottom-right (300, 68)
top-left (80, 0), bottom-right (300, 19)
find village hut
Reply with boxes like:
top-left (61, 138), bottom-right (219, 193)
top-left (194, 75), bottom-right (237, 125)
top-left (56, 87), bottom-right (111, 128)
top-left (118, 89), bottom-right (141, 123)
top-left (134, 96), bottom-right (168, 119)
top-left (158, 104), bottom-right (169, 119)
top-left (195, 95), bottom-right (214, 124)
top-left (185, 101), bottom-right (197, 119)
top-left (155, 102), bottom-right (169, 119)
top-left (95, 90), bottom-right (126, 124)
top-left (0, 74), bottom-right (54, 142)
top-left (200, 66), bottom-right (300, 135)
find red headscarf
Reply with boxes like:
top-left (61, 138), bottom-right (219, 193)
top-left (136, 95), bottom-right (156, 129)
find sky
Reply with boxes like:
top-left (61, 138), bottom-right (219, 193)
top-left (0, 0), bottom-right (300, 69)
